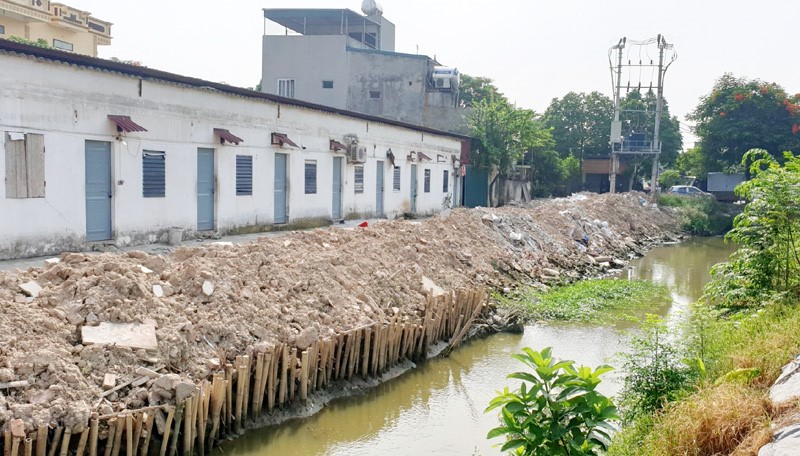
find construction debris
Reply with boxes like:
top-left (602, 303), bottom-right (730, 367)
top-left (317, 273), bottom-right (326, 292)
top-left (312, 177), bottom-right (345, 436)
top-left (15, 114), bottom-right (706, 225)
top-left (0, 192), bottom-right (679, 432)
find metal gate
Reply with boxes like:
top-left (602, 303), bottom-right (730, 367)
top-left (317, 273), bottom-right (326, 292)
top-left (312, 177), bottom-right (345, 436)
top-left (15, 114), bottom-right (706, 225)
top-left (196, 148), bottom-right (215, 231)
top-left (274, 153), bottom-right (288, 224)
top-left (332, 157), bottom-right (343, 220)
top-left (375, 160), bottom-right (384, 216)
top-left (84, 140), bottom-right (112, 241)
top-left (463, 165), bottom-right (489, 208)
top-left (410, 164), bottom-right (418, 213)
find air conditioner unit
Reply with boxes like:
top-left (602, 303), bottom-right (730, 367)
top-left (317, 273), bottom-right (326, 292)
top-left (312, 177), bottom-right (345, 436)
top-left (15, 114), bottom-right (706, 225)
top-left (350, 146), bottom-right (367, 163)
top-left (431, 66), bottom-right (459, 91)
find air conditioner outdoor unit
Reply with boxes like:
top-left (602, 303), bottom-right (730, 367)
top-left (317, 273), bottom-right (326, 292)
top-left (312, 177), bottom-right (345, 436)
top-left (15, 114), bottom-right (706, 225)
top-left (349, 146), bottom-right (367, 163)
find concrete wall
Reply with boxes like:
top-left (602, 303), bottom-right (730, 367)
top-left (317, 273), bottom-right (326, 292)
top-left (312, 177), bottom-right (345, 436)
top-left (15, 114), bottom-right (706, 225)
top-left (346, 49), bottom-right (430, 125)
top-left (0, 51), bottom-right (463, 259)
top-left (262, 35), bottom-right (349, 109)
top-left (0, 17), bottom-right (98, 56)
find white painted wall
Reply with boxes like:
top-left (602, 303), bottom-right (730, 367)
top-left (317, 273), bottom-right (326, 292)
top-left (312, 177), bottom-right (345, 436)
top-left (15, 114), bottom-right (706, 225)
top-left (0, 51), bottom-right (464, 259)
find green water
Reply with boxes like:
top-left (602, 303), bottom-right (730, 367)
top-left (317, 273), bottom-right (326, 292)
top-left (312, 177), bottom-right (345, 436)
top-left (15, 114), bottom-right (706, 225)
top-left (216, 237), bottom-right (736, 455)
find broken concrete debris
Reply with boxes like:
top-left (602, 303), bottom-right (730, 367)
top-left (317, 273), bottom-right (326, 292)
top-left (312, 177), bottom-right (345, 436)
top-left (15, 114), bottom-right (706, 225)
top-left (0, 192), bottom-right (679, 434)
top-left (81, 322), bottom-right (158, 350)
top-left (18, 280), bottom-right (42, 298)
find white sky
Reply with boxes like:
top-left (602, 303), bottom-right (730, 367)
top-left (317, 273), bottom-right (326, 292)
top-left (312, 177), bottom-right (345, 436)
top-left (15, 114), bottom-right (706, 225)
top-left (78, 0), bottom-right (799, 146)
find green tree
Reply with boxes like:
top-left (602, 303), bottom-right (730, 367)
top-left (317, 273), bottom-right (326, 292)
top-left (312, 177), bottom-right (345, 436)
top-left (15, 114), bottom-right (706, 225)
top-left (486, 347), bottom-right (618, 455)
top-left (543, 91), bottom-right (614, 159)
top-left (705, 150), bottom-right (800, 307)
top-left (528, 149), bottom-right (564, 197)
top-left (688, 74), bottom-right (800, 171)
top-left (658, 169), bottom-right (681, 190)
top-left (675, 146), bottom-right (706, 178)
top-left (459, 74), bottom-right (507, 108)
top-left (468, 98), bottom-right (554, 205)
top-left (619, 90), bottom-right (683, 167)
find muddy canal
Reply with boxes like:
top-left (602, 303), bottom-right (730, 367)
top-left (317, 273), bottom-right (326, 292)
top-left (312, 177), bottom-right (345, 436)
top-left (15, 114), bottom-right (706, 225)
top-left (217, 237), bottom-right (736, 455)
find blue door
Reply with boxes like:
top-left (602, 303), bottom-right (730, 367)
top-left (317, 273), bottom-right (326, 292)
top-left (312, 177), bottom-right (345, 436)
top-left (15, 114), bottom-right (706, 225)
top-left (332, 157), bottom-right (343, 220)
top-left (463, 165), bottom-right (489, 208)
top-left (410, 164), bottom-right (418, 213)
top-left (197, 148), bottom-right (215, 231)
top-left (85, 140), bottom-right (112, 241)
top-left (274, 153), bottom-right (288, 224)
top-left (375, 161), bottom-right (384, 216)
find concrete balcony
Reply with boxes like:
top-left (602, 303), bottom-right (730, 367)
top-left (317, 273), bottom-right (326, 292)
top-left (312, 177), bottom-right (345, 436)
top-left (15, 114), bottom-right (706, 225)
top-left (48, 2), bottom-right (111, 39)
top-left (0, 0), bottom-right (52, 23)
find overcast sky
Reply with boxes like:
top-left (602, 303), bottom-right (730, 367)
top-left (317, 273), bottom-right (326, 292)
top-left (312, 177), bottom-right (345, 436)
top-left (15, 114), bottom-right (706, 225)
top-left (78, 0), bottom-right (799, 147)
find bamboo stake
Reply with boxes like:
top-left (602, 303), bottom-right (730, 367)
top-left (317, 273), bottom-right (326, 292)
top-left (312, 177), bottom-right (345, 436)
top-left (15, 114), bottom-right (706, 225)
top-left (278, 347), bottom-right (288, 406)
top-left (3, 430), bottom-right (10, 456)
top-left (208, 374), bottom-right (225, 451)
top-left (234, 356), bottom-right (245, 432)
top-left (361, 329), bottom-right (371, 378)
top-left (198, 385), bottom-right (209, 456)
top-left (288, 348), bottom-right (298, 401)
top-left (75, 428), bottom-right (89, 456)
top-left (139, 412), bottom-right (155, 456)
top-left (58, 431), bottom-right (71, 456)
top-left (89, 418), bottom-right (99, 456)
top-left (241, 355), bottom-right (251, 421)
top-left (23, 439), bottom-right (32, 456)
top-left (341, 332), bottom-right (352, 380)
top-left (266, 348), bottom-right (277, 413)
top-left (182, 396), bottom-right (194, 456)
top-left (258, 352), bottom-right (271, 415)
top-left (299, 349), bottom-right (309, 401)
top-left (316, 340), bottom-right (328, 390)
top-left (110, 418), bottom-right (124, 456)
top-left (326, 338), bottom-right (335, 384)
top-left (307, 342), bottom-right (318, 393)
top-left (10, 437), bottom-right (20, 456)
top-left (251, 353), bottom-right (264, 417)
top-left (167, 402), bottom-right (184, 456)
top-left (131, 414), bottom-right (143, 456)
top-left (47, 428), bottom-right (63, 456)
top-left (103, 420), bottom-right (116, 456)
top-left (224, 364), bottom-right (233, 429)
top-left (35, 425), bottom-right (47, 456)
top-left (158, 406), bottom-right (175, 456)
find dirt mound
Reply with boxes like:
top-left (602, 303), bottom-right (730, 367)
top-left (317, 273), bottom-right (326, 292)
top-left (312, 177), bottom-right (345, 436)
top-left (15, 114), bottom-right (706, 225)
top-left (0, 192), bottom-right (678, 431)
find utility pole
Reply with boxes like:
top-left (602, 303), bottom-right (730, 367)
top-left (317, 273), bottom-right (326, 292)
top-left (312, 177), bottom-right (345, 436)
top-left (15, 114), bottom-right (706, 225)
top-left (607, 35), bottom-right (676, 198)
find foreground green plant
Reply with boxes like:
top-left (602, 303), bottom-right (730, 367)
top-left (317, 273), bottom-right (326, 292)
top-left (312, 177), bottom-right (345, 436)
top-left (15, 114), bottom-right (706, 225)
top-left (657, 194), bottom-right (733, 235)
top-left (486, 347), bottom-right (618, 455)
top-left (499, 279), bottom-right (670, 323)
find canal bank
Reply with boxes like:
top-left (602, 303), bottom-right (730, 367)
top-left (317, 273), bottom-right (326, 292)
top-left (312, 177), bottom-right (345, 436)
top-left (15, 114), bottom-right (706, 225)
top-left (216, 237), bottom-right (736, 455)
top-left (0, 193), bottom-right (681, 455)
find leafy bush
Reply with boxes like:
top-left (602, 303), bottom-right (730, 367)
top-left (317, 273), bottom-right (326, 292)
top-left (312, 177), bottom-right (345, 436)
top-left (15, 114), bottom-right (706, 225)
top-left (657, 194), bottom-right (733, 235)
top-left (704, 149), bottom-right (800, 307)
top-left (486, 347), bottom-right (619, 455)
top-left (658, 169), bottom-right (681, 190)
top-left (618, 315), bottom-right (691, 420)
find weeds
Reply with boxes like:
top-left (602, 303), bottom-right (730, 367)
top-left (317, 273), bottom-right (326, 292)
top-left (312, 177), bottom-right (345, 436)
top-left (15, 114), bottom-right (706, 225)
top-left (658, 194), bottom-right (734, 235)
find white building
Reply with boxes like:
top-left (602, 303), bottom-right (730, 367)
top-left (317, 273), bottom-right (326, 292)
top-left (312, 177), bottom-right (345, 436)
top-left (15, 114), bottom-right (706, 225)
top-left (0, 40), bottom-right (469, 260)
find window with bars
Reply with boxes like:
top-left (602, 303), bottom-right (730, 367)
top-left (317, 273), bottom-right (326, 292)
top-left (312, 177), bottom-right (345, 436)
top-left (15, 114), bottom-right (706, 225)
top-left (277, 78), bottom-right (295, 98)
top-left (305, 160), bottom-right (317, 194)
top-left (142, 151), bottom-right (166, 197)
top-left (393, 166), bottom-right (401, 192)
top-left (354, 165), bottom-right (364, 193)
top-left (443, 170), bottom-right (449, 192)
top-left (423, 169), bottom-right (431, 193)
top-left (235, 155), bottom-right (252, 196)
top-left (4, 132), bottom-right (45, 198)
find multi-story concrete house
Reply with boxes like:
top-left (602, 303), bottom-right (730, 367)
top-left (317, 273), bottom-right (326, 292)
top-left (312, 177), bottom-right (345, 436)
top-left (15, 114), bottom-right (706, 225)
top-left (0, 0), bottom-right (111, 57)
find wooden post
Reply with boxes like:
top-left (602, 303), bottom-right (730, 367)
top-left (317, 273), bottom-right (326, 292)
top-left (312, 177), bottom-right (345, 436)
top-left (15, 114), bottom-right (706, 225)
top-left (278, 347), bottom-right (289, 406)
top-left (58, 430), bottom-right (71, 456)
top-left (361, 329), bottom-right (372, 378)
top-left (167, 402), bottom-right (184, 456)
top-left (75, 428), bottom-right (89, 456)
top-left (158, 406), bottom-right (175, 456)
top-left (267, 347), bottom-right (278, 413)
top-left (23, 439), bottom-right (32, 456)
top-left (9, 437), bottom-right (20, 456)
top-left (35, 425), bottom-right (47, 456)
top-left (251, 352), bottom-right (264, 417)
top-left (234, 356), bottom-right (245, 432)
top-left (3, 429), bottom-right (10, 456)
top-left (299, 349), bottom-right (309, 401)
top-left (131, 413), bottom-right (143, 456)
top-left (288, 348), bottom-right (298, 401)
top-left (89, 418), bottom-right (99, 456)
top-left (196, 389), bottom-right (206, 456)
top-left (47, 427), bottom-right (62, 456)
top-left (241, 355), bottom-right (251, 421)
top-left (308, 342), bottom-right (319, 393)
top-left (139, 412), bottom-right (155, 456)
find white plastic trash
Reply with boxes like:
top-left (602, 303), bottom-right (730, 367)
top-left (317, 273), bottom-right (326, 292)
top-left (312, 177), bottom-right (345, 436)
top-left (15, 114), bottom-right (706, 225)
top-left (168, 227), bottom-right (184, 245)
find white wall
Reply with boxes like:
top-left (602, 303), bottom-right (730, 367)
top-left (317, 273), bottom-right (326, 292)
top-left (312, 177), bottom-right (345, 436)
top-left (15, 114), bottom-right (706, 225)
top-left (0, 51), bottom-right (463, 259)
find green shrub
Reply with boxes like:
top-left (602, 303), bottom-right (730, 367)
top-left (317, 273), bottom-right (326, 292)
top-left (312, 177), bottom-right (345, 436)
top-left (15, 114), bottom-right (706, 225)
top-left (657, 195), bottom-right (732, 235)
top-left (486, 347), bottom-right (619, 455)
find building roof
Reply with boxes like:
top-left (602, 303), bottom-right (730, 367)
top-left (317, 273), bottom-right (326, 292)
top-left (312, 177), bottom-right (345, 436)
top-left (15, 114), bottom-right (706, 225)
top-left (263, 8), bottom-right (379, 35)
top-left (0, 39), bottom-right (470, 141)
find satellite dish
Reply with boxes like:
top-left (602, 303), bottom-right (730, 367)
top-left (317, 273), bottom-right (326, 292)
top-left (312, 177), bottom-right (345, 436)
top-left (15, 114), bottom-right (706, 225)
top-left (361, 0), bottom-right (383, 16)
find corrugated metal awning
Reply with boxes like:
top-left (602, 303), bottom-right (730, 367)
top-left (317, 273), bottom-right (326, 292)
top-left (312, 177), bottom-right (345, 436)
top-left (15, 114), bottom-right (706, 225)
top-left (329, 139), bottom-right (348, 152)
top-left (214, 128), bottom-right (244, 145)
top-left (108, 115), bottom-right (147, 133)
top-left (271, 132), bottom-right (298, 148)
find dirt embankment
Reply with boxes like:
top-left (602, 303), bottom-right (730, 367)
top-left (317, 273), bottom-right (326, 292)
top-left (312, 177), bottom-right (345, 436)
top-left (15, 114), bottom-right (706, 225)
top-left (0, 192), bottom-right (679, 432)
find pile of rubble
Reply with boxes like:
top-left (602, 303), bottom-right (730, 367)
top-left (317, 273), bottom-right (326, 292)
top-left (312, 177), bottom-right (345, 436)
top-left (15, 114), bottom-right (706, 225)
top-left (0, 192), bottom-right (679, 431)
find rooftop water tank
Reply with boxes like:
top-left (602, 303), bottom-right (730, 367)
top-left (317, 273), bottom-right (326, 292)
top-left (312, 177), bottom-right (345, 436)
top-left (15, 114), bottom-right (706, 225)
top-left (361, 0), bottom-right (384, 16)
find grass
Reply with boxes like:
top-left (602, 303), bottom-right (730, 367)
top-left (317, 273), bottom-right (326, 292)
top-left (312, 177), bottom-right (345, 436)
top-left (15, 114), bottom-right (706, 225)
top-left (658, 195), bottom-right (735, 235)
top-left (608, 302), bottom-right (800, 455)
top-left (499, 279), bottom-right (672, 323)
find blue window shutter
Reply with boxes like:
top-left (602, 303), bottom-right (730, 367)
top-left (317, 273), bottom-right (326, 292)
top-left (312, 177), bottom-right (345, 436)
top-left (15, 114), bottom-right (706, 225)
top-left (443, 169), bottom-right (449, 192)
top-left (142, 151), bottom-right (165, 197)
top-left (236, 155), bottom-right (253, 196)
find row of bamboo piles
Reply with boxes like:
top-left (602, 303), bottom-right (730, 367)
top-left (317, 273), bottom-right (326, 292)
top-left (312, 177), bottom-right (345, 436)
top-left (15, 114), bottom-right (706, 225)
top-left (1, 288), bottom-right (487, 456)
